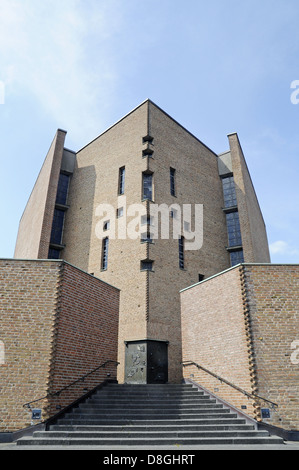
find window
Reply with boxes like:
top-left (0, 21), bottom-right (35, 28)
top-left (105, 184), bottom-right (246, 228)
top-left (118, 167), bottom-right (125, 195)
top-left (230, 250), bottom-right (244, 267)
top-left (226, 212), bottom-right (242, 247)
top-left (117, 207), bottom-right (124, 218)
top-left (198, 274), bottom-right (205, 282)
top-left (184, 221), bottom-right (190, 232)
top-left (101, 237), bottom-right (109, 270)
top-left (170, 168), bottom-right (176, 196)
top-left (142, 172), bottom-right (153, 201)
top-left (141, 260), bottom-right (153, 271)
top-left (103, 220), bottom-right (110, 231)
top-left (141, 232), bottom-right (153, 243)
top-left (179, 236), bottom-right (185, 269)
top-left (50, 209), bottom-right (65, 245)
top-left (222, 176), bottom-right (238, 208)
top-left (141, 215), bottom-right (154, 226)
top-left (48, 248), bottom-right (61, 259)
top-left (170, 209), bottom-right (178, 219)
top-left (56, 173), bottom-right (70, 205)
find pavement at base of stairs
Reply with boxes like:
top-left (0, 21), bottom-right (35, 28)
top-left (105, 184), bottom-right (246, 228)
top-left (1, 441), bottom-right (299, 451)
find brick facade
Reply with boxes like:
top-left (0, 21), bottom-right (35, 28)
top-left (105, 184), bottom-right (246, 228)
top-left (0, 259), bottom-right (119, 432)
top-left (181, 264), bottom-right (299, 431)
top-left (244, 265), bottom-right (299, 430)
top-left (13, 100), bottom-right (271, 385)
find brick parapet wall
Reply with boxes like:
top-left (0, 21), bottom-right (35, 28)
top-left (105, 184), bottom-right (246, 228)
top-left (181, 263), bottom-right (299, 431)
top-left (0, 260), bottom-right (61, 432)
top-left (243, 264), bottom-right (299, 430)
top-left (47, 262), bottom-right (120, 415)
top-left (0, 259), bottom-right (119, 432)
top-left (181, 266), bottom-right (256, 416)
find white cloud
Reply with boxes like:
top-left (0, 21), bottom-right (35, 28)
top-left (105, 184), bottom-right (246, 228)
top-left (0, 0), bottom-right (124, 147)
top-left (270, 240), bottom-right (299, 256)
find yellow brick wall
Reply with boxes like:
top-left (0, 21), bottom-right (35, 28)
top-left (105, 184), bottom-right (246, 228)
top-left (14, 130), bottom-right (66, 260)
top-left (228, 133), bottom-right (271, 263)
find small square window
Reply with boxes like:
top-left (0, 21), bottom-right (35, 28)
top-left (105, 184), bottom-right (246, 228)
top-left (141, 260), bottom-right (153, 271)
top-left (141, 215), bottom-right (154, 226)
top-left (198, 274), bottom-right (204, 282)
top-left (141, 232), bottom-right (153, 243)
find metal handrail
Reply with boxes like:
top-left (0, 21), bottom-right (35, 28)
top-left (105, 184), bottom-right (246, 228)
top-left (23, 360), bottom-right (119, 410)
top-left (182, 361), bottom-right (278, 409)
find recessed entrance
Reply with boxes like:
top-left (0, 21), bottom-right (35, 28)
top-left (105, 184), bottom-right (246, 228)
top-left (124, 339), bottom-right (169, 384)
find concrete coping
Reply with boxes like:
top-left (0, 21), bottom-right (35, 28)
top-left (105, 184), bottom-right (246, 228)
top-left (180, 263), bottom-right (299, 293)
top-left (0, 258), bottom-right (121, 292)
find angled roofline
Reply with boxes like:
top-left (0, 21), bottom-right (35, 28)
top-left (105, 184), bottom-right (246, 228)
top-left (77, 99), bottom-right (150, 153)
top-left (147, 99), bottom-right (219, 158)
top-left (76, 99), bottom-right (220, 158)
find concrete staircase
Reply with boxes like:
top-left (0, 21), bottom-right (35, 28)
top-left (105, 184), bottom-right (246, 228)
top-left (17, 383), bottom-right (284, 447)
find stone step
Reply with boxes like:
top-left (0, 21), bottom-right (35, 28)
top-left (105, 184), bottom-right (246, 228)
top-left (16, 435), bottom-right (284, 446)
top-left (28, 430), bottom-right (270, 439)
top-left (67, 408), bottom-right (228, 419)
top-left (50, 423), bottom-right (255, 432)
top-left (15, 383), bottom-right (284, 447)
top-left (88, 393), bottom-right (206, 401)
top-left (105, 384), bottom-right (194, 388)
top-left (75, 402), bottom-right (219, 412)
top-left (56, 415), bottom-right (242, 426)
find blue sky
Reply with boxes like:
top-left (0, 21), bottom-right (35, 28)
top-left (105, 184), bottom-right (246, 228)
top-left (0, 0), bottom-right (299, 262)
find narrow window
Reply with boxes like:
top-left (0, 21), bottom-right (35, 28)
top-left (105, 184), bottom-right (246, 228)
top-left (101, 237), bottom-right (109, 270)
top-left (226, 211), bottom-right (242, 247)
top-left (117, 207), bottom-right (124, 218)
top-left (222, 176), bottom-right (237, 208)
top-left (103, 220), bottom-right (110, 231)
top-left (50, 209), bottom-right (65, 245)
top-left (230, 249), bottom-right (244, 267)
top-left (170, 209), bottom-right (178, 219)
top-left (118, 167), bottom-right (125, 195)
top-left (184, 221), bottom-right (190, 232)
top-left (56, 173), bottom-right (70, 205)
top-left (142, 172), bottom-right (153, 201)
top-left (170, 168), bottom-right (176, 196)
top-left (198, 274), bottom-right (205, 282)
top-left (48, 248), bottom-right (61, 260)
top-left (179, 236), bottom-right (185, 269)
